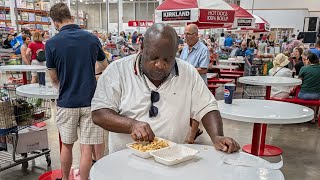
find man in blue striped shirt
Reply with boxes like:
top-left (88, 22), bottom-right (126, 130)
top-left (180, 24), bottom-right (210, 85)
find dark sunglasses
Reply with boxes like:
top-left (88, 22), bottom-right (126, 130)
top-left (149, 91), bottom-right (160, 118)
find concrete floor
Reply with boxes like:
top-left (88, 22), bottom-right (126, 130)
top-left (0, 84), bottom-right (319, 180)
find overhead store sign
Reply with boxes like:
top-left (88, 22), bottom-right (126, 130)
top-left (162, 10), bottom-right (191, 21)
top-left (128, 21), bottom-right (154, 27)
top-left (199, 10), bottom-right (235, 24)
top-left (237, 19), bottom-right (253, 27)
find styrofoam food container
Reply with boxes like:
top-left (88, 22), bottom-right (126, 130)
top-left (150, 145), bottom-right (199, 166)
top-left (126, 138), bottom-right (176, 159)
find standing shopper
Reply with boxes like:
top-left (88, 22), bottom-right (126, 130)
top-left (45, 3), bottom-right (106, 180)
top-left (26, 31), bottom-right (45, 83)
top-left (180, 24), bottom-right (210, 85)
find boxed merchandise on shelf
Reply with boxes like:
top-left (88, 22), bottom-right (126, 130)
top-left (0, 11), bottom-right (5, 20)
top-left (4, 0), bottom-right (10, 7)
top-left (41, 2), bottom-right (50, 11)
top-left (36, 15), bottom-right (41, 22)
top-left (21, 12), bottom-right (29, 21)
top-left (35, 2), bottom-right (41, 10)
top-left (29, 13), bottom-right (35, 22)
top-left (42, 25), bottom-right (49, 30)
top-left (26, 2), bottom-right (34, 9)
top-left (5, 13), bottom-right (10, 20)
top-left (17, 0), bottom-right (27, 9)
top-left (35, 24), bottom-right (43, 30)
top-left (0, 0), bottom-right (4, 6)
top-left (41, 16), bottom-right (49, 22)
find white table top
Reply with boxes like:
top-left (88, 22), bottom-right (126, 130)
top-left (90, 144), bottom-right (284, 180)
top-left (207, 73), bottom-right (218, 79)
top-left (0, 65), bottom-right (46, 72)
top-left (239, 76), bottom-right (302, 86)
top-left (219, 59), bottom-right (245, 64)
top-left (213, 65), bottom-right (239, 70)
top-left (16, 84), bottom-right (58, 99)
top-left (218, 99), bottom-right (314, 124)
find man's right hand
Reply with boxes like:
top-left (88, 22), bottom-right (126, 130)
top-left (130, 121), bottom-right (155, 142)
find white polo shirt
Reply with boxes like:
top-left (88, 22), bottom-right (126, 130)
top-left (91, 54), bottom-right (218, 153)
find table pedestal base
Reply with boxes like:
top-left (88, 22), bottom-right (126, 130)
top-left (39, 168), bottom-right (80, 180)
top-left (243, 144), bottom-right (282, 156)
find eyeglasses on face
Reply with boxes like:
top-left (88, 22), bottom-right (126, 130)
top-left (149, 91), bottom-right (160, 118)
top-left (184, 32), bottom-right (196, 36)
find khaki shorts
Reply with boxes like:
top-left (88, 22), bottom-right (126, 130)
top-left (56, 106), bottom-right (103, 145)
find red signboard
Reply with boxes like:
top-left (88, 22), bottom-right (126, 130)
top-left (128, 21), bottom-right (154, 27)
top-left (199, 9), bottom-right (235, 24)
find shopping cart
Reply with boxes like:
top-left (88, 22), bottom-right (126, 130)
top-left (242, 56), bottom-right (266, 99)
top-left (0, 85), bottom-right (51, 171)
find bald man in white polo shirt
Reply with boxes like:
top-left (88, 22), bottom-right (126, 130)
top-left (91, 23), bottom-right (240, 154)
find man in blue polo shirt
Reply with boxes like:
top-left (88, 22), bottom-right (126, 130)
top-left (310, 40), bottom-right (320, 58)
top-left (224, 34), bottom-right (234, 47)
top-left (180, 24), bottom-right (209, 85)
top-left (45, 3), bottom-right (106, 180)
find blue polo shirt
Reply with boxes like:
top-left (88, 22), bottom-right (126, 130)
top-left (45, 24), bottom-right (105, 108)
top-left (179, 41), bottom-right (209, 84)
top-left (310, 48), bottom-right (320, 58)
top-left (224, 37), bottom-right (233, 47)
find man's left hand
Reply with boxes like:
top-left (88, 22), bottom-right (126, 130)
top-left (213, 136), bottom-right (240, 153)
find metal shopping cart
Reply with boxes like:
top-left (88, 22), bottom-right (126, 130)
top-left (0, 85), bottom-right (51, 171)
top-left (242, 56), bottom-right (267, 99)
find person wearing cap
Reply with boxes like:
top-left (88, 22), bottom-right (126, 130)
top-left (268, 53), bottom-right (293, 98)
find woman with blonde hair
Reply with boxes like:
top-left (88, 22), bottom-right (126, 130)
top-left (26, 31), bottom-right (45, 83)
top-left (268, 53), bottom-right (293, 98)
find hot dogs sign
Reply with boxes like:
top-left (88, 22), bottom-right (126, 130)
top-left (199, 9), bottom-right (235, 24)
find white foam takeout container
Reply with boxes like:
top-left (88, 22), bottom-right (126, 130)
top-left (126, 137), bottom-right (176, 159)
top-left (150, 145), bottom-right (199, 166)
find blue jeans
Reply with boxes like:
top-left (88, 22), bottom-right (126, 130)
top-left (298, 92), bottom-right (320, 100)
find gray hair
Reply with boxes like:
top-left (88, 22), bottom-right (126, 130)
top-left (303, 49), bottom-right (312, 57)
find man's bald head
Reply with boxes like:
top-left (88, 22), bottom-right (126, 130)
top-left (144, 23), bottom-right (179, 50)
top-left (141, 23), bottom-right (179, 83)
top-left (241, 41), bottom-right (247, 50)
top-left (184, 24), bottom-right (199, 47)
top-left (185, 24), bottom-right (199, 35)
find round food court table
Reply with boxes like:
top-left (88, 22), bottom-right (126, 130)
top-left (0, 65), bottom-right (47, 84)
top-left (219, 59), bottom-right (245, 64)
top-left (16, 84), bottom-right (79, 180)
top-left (238, 76), bottom-right (302, 156)
top-left (212, 64), bottom-right (239, 70)
top-left (90, 144), bottom-right (284, 180)
top-left (239, 76), bottom-right (302, 100)
top-left (218, 99), bottom-right (314, 156)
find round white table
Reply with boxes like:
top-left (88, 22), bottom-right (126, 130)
top-left (16, 84), bottom-right (58, 99)
top-left (16, 84), bottom-right (79, 180)
top-left (90, 144), bottom-right (284, 180)
top-left (219, 59), bottom-right (245, 64)
top-left (213, 65), bottom-right (239, 70)
top-left (218, 99), bottom-right (314, 156)
top-left (239, 76), bottom-right (302, 100)
top-left (0, 65), bottom-right (47, 84)
top-left (207, 73), bottom-right (218, 79)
